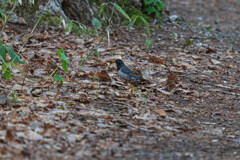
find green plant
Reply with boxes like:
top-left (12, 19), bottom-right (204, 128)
top-left (98, 2), bottom-right (150, 35)
top-left (46, 48), bottom-right (68, 88)
top-left (143, 0), bottom-right (165, 19)
top-left (0, 42), bottom-right (25, 80)
top-left (80, 31), bottom-right (107, 65)
top-left (71, 20), bottom-right (98, 36)
top-left (0, 6), bottom-right (6, 25)
top-left (10, 92), bottom-right (17, 103)
top-left (0, 0), bottom-right (35, 28)
top-left (80, 2), bottom-right (152, 65)
top-left (92, 18), bottom-right (102, 29)
top-left (185, 39), bottom-right (194, 46)
top-left (145, 39), bottom-right (152, 51)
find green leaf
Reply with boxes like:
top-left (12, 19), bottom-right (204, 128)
top-left (11, 0), bottom-right (17, 4)
top-left (144, 6), bottom-right (156, 14)
top-left (144, 0), bottom-right (153, 5)
top-left (95, 50), bottom-right (99, 57)
top-left (12, 62), bottom-right (23, 75)
top-left (53, 74), bottom-right (63, 87)
top-left (53, 74), bottom-right (62, 81)
top-left (3, 70), bottom-right (11, 80)
top-left (98, 2), bottom-right (108, 15)
top-left (66, 20), bottom-right (73, 33)
top-left (185, 40), bottom-right (194, 45)
top-left (2, 62), bottom-right (11, 74)
top-left (155, 12), bottom-right (160, 18)
top-left (0, 8), bottom-right (6, 24)
top-left (156, 1), bottom-right (165, 11)
top-left (5, 46), bottom-right (25, 64)
top-left (145, 39), bottom-right (152, 51)
top-left (0, 45), bottom-right (6, 62)
top-left (138, 16), bottom-right (150, 35)
top-left (132, 16), bottom-right (150, 35)
top-left (92, 18), bottom-right (102, 29)
top-left (111, 2), bottom-right (131, 22)
top-left (56, 48), bottom-right (68, 74)
top-left (127, 22), bottom-right (133, 30)
top-left (29, 0), bottom-right (34, 4)
top-left (1, 0), bottom-right (7, 4)
top-left (10, 92), bottom-right (17, 103)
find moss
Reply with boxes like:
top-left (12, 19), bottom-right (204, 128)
top-left (38, 13), bottom-right (62, 27)
top-left (15, 1), bottom-right (40, 25)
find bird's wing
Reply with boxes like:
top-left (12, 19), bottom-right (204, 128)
top-left (121, 66), bottom-right (144, 79)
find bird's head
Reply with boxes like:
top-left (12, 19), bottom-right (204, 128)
top-left (115, 59), bottom-right (125, 71)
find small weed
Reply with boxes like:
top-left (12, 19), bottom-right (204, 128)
top-left (145, 39), bottom-right (152, 51)
top-left (185, 39), bottom-right (194, 46)
top-left (10, 92), bottom-right (17, 103)
top-left (143, 0), bottom-right (165, 19)
top-left (141, 94), bottom-right (147, 99)
top-left (110, 52), bottom-right (115, 56)
top-left (98, 2), bottom-right (151, 35)
top-left (0, 42), bottom-right (25, 80)
top-left (46, 48), bottom-right (68, 88)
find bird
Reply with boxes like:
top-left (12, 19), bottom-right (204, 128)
top-left (115, 59), bottom-right (146, 84)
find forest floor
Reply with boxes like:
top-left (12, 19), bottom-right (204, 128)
top-left (0, 0), bottom-right (240, 159)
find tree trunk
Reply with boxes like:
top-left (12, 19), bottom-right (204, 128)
top-left (5, 0), bottom-right (143, 26)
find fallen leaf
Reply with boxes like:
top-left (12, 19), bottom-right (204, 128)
top-left (154, 109), bottom-right (167, 118)
top-left (165, 73), bottom-right (178, 91)
top-left (149, 56), bottom-right (166, 65)
top-left (97, 70), bottom-right (111, 82)
top-left (210, 59), bottom-right (221, 65)
top-left (206, 47), bottom-right (216, 54)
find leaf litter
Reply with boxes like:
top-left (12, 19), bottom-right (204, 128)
top-left (0, 4), bottom-right (240, 160)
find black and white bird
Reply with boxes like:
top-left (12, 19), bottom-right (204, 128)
top-left (115, 59), bottom-right (146, 83)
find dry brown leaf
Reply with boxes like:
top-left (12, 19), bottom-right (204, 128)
top-left (180, 62), bottom-right (196, 69)
top-left (210, 59), bottom-right (221, 65)
top-left (149, 56), bottom-right (166, 65)
top-left (191, 55), bottom-right (202, 60)
top-left (206, 47), bottom-right (216, 54)
top-left (154, 109), bottom-right (167, 118)
top-left (6, 130), bottom-right (16, 142)
top-left (97, 70), bottom-right (111, 82)
top-left (165, 73), bottom-right (178, 91)
top-left (91, 62), bottom-right (108, 67)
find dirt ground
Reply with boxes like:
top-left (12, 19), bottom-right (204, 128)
top-left (0, 0), bottom-right (239, 159)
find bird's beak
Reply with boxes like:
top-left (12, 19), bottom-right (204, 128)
top-left (112, 60), bottom-right (116, 63)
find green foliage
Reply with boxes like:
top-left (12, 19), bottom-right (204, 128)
top-left (128, 15), bottom-right (150, 35)
top-left (143, 0), bottom-right (165, 18)
top-left (145, 39), bottom-right (152, 51)
top-left (56, 48), bottom-right (68, 74)
top-left (95, 50), bottom-right (99, 57)
top-left (3, 69), bottom-right (11, 80)
top-left (92, 18), bottom-right (102, 29)
top-left (66, 20), bottom-right (73, 33)
top-left (47, 48), bottom-right (68, 88)
top-left (80, 32), bottom-right (107, 65)
top-left (185, 39), bottom-right (194, 46)
top-left (71, 20), bottom-right (98, 36)
top-left (98, 2), bottom-right (150, 35)
top-left (0, 43), bottom-right (25, 80)
top-left (10, 92), bottom-right (17, 103)
top-left (38, 13), bottom-right (62, 27)
top-left (53, 74), bottom-right (63, 88)
top-left (0, 7), bottom-right (6, 24)
top-left (111, 2), bottom-right (131, 21)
